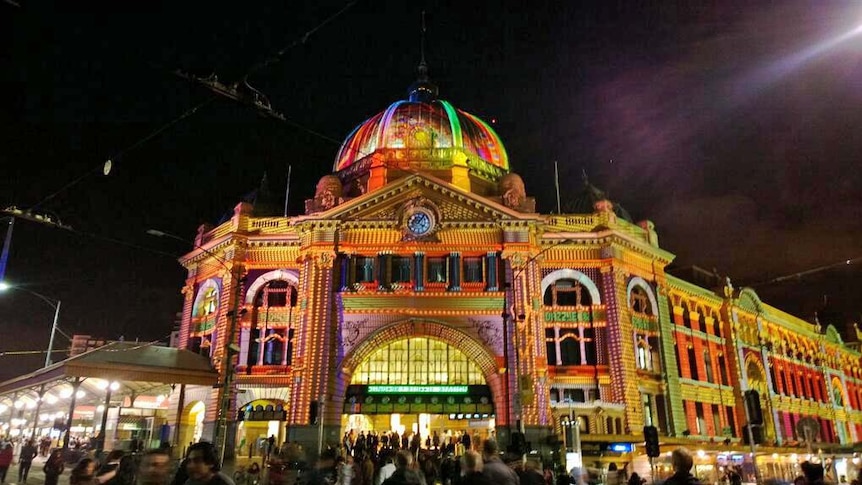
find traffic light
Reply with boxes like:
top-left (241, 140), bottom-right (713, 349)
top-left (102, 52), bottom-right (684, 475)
top-left (643, 425), bottom-right (660, 458)
top-left (744, 390), bottom-right (763, 426)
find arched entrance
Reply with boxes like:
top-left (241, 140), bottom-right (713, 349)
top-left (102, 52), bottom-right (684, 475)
top-left (745, 358), bottom-right (775, 442)
top-left (340, 320), bottom-right (503, 453)
top-left (235, 399), bottom-right (288, 459)
top-left (178, 401), bottom-right (205, 451)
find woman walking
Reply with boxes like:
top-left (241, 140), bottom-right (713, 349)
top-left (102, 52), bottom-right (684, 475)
top-left (0, 443), bottom-right (13, 483)
top-left (43, 449), bottom-right (65, 485)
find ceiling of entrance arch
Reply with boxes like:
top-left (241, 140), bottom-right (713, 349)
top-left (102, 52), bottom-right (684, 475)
top-left (350, 337), bottom-right (485, 386)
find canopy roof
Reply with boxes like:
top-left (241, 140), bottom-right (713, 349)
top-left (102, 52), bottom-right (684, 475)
top-left (0, 342), bottom-right (218, 409)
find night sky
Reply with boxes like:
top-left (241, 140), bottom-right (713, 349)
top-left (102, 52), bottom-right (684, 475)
top-left (2, 1), bottom-right (861, 381)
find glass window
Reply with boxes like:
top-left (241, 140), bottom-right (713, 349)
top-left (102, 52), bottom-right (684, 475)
top-left (637, 343), bottom-right (650, 370)
top-left (630, 286), bottom-right (652, 314)
top-left (392, 256), bottom-right (412, 283)
top-left (544, 279), bottom-right (592, 307)
top-left (559, 329), bottom-right (581, 365)
top-left (642, 394), bottom-right (653, 426)
top-left (687, 346), bottom-right (699, 380)
top-left (427, 257), bottom-right (447, 283)
top-left (356, 257), bottom-right (375, 283)
top-left (351, 337), bottom-right (484, 385)
top-left (704, 349), bottom-right (714, 383)
top-left (463, 257), bottom-right (483, 283)
top-left (546, 328), bottom-right (557, 365)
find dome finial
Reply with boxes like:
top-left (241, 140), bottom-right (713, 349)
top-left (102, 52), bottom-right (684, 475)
top-left (408, 10), bottom-right (438, 102)
top-left (418, 10), bottom-right (428, 79)
top-left (581, 168), bottom-right (590, 185)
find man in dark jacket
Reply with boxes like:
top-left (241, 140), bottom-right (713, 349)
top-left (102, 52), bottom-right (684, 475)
top-left (663, 448), bottom-right (701, 485)
top-left (18, 439), bottom-right (38, 483)
top-left (382, 450), bottom-right (426, 485)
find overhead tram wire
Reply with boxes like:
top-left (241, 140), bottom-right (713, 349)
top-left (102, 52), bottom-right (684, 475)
top-left (748, 255), bottom-right (862, 288)
top-left (28, 97), bottom-right (215, 212)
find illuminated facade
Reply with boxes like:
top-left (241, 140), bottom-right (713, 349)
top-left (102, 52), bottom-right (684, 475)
top-left (170, 71), bottom-right (862, 476)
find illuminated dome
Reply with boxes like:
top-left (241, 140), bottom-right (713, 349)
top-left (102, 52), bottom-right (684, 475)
top-left (334, 100), bottom-right (509, 174)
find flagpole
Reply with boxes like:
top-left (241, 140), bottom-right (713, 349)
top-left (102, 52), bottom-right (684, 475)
top-left (554, 161), bottom-right (562, 214)
top-left (283, 165), bottom-right (292, 217)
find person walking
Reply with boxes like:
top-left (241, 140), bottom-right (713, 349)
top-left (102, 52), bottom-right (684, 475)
top-left (455, 451), bottom-right (491, 485)
top-left (663, 449), bottom-right (701, 485)
top-left (0, 444), bottom-right (13, 483)
top-left (70, 458), bottom-right (100, 485)
top-left (480, 440), bottom-right (519, 485)
top-left (137, 449), bottom-right (172, 485)
top-left (43, 449), bottom-right (66, 485)
top-left (19, 439), bottom-right (38, 483)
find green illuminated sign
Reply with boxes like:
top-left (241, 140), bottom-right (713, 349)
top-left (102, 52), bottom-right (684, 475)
top-left (367, 385), bottom-right (469, 395)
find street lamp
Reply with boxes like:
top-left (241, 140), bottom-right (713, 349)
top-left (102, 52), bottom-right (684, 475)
top-left (147, 228), bottom-right (244, 465)
top-left (0, 281), bottom-right (62, 367)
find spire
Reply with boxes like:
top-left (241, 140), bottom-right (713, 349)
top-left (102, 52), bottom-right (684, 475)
top-left (408, 10), bottom-right (438, 102)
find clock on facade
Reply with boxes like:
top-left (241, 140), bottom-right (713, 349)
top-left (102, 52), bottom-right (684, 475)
top-left (406, 209), bottom-right (434, 236)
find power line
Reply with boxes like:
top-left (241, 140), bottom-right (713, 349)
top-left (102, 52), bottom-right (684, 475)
top-left (749, 256), bottom-right (862, 287)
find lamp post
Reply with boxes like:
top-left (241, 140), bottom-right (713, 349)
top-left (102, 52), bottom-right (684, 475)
top-left (147, 229), bottom-right (244, 465)
top-left (0, 281), bottom-right (62, 367)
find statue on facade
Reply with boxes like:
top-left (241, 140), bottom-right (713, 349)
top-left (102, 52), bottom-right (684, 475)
top-left (305, 175), bottom-right (345, 214)
top-left (496, 173), bottom-right (536, 212)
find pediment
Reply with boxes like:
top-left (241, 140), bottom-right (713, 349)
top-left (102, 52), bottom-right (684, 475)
top-left (310, 173), bottom-right (538, 226)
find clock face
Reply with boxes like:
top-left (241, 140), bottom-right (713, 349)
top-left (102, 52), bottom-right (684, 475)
top-left (407, 211), bottom-right (433, 235)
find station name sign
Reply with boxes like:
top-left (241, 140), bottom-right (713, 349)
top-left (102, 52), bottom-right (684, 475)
top-left (367, 385), bottom-right (469, 395)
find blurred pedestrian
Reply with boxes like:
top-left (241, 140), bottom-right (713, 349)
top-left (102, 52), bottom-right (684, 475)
top-left (663, 449), bottom-right (701, 485)
top-left (43, 449), bottom-right (65, 485)
top-left (0, 443), bottom-right (13, 483)
top-left (19, 439), bottom-right (38, 483)
top-left (455, 451), bottom-right (490, 485)
top-left (138, 449), bottom-right (172, 485)
top-left (71, 458), bottom-right (99, 485)
top-left (184, 442), bottom-right (234, 485)
top-left (480, 440), bottom-right (518, 485)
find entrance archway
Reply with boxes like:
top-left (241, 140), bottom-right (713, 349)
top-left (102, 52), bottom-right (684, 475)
top-left (178, 401), bottom-right (205, 452)
top-left (236, 399), bottom-right (288, 460)
top-left (745, 357), bottom-right (775, 442)
top-left (340, 320), bottom-right (504, 452)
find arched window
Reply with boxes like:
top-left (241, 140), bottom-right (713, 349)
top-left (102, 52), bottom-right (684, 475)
top-left (352, 338), bottom-right (485, 385)
top-left (247, 280), bottom-right (298, 367)
top-left (544, 279), bottom-right (592, 307)
top-left (629, 286), bottom-right (652, 315)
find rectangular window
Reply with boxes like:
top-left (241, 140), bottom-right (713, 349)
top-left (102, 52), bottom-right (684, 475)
top-left (695, 402), bottom-right (705, 435)
top-left (550, 388), bottom-right (559, 403)
top-left (712, 404), bottom-right (721, 436)
top-left (559, 329), bottom-right (581, 365)
top-left (703, 349), bottom-right (714, 383)
top-left (356, 256), bottom-right (375, 283)
top-left (392, 256), bottom-right (412, 283)
top-left (726, 406), bottom-right (736, 437)
top-left (719, 355), bottom-right (729, 386)
top-left (463, 257), bottom-right (483, 283)
top-left (687, 345), bottom-right (699, 380)
top-left (642, 394), bottom-right (653, 426)
top-left (427, 257), bottom-right (447, 283)
top-left (545, 328), bottom-right (557, 365)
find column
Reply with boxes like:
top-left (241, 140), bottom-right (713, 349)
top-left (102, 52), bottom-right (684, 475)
top-left (414, 252), bottom-right (425, 292)
top-left (485, 252), bottom-right (498, 291)
top-left (447, 252), bottom-right (461, 291)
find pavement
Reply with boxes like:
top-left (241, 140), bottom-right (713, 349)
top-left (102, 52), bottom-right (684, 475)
top-left (2, 454), bottom-right (48, 485)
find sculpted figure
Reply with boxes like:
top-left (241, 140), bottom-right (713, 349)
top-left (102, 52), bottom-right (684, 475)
top-left (315, 175), bottom-right (343, 210)
top-left (499, 173), bottom-right (526, 209)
